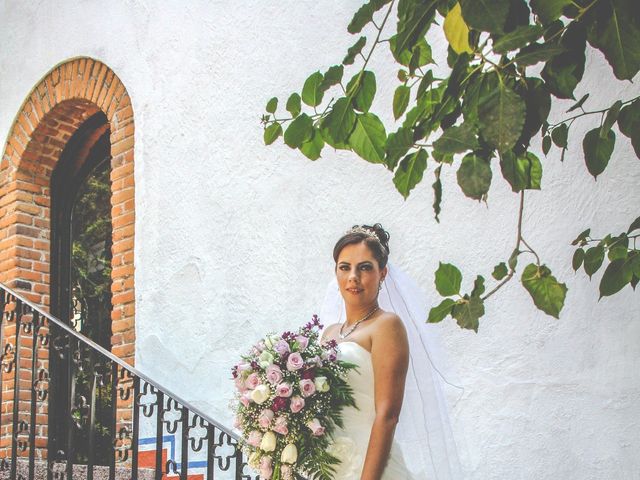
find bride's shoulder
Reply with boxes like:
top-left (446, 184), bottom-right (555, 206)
top-left (320, 322), bottom-right (341, 343)
top-left (372, 310), bottom-right (408, 342)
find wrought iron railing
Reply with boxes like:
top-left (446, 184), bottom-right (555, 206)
top-left (0, 282), bottom-right (256, 480)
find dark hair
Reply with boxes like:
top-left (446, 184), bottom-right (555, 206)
top-left (333, 223), bottom-right (391, 269)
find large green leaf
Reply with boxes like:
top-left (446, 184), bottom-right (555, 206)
top-left (541, 23), bottom-right (586, 99)
top-left (385, 127), bottom-right (413, 170)
top-left (530, 0), bottom-right (572, 24)
top-left (443, 2), bottom-right (473, 54)
top-left (347, 71), bottom-right (377, 113)
top-left (390, 35), bottom-right (433, 67)
top-left (300, 129), bottom-right (325, 160)
top-left (583, 128), bottom-right (615, 179)
top-left (499, 151), bottom-right (542, 192)
top-left (584, 245), bottom-right (605, 277)
top-left (587, 0), bottom-right (640, 81)
top-left (348, 113), bottom-right (386, 163)
top-left (618, 99), bottom-right (640, 158)
top-left (394, 0), bottom-right (438, 56)
top-left (428, 298), bottom-right (456, 323)
top-left (393, 148), bottom-right (428, 198)
top-left (517, 78), bottom-right (551, 148)
top-left (343, 36), bottom-right (367, 65)
top-left (478, 82), bottom-right (526, 153)
top-left (286, 93), bottom-right (301, 117)
top-left (266, 97), bottom-right (278, 114)
top-left (433, 123), bottom-right (479, 154)
top-left (452, 296), bottom-right (484, 332)
top-left (284, 113), bottom-right (313, 148)
top-left (321, 65), bottom-right (344, 91)
top-left (435, 262), bottom-right (462, 296)
top-left (521, 263), bottom-right (567, 318)
top-left (460, 0), bottom-right (509, 34)
top-left (492, 262), bottom-right (508, 280)
top-left (302, 71), bottom-right (324, 107)
top-left (599, 257), bottom-right (633, 298)
top-left (393, 85), bottom-right (411, 120)
top-left (493, 25), bottom-right (543, 53)
top-left (263, 123), bottom-right (283, 145)
top-left (324, 97), bottom-right (356, 143)
top-left (456, 153), bottom-right (492, 200)
top-left (513, 43), bottom-right (565, 66)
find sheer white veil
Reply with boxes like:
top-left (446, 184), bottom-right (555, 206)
top-left (319, 262), bottom-right (463, 479)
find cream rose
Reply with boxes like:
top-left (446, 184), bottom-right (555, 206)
top-left (259, 351), bottom-right (275, 368)
top-left (314, 376), bottom-right (330, 393)
top-left (280, 443), bottom-right (298, 464)
top-left (250, 384), bottom-right (270, 404)
top-left (260, 431), bottom-right (277, 452)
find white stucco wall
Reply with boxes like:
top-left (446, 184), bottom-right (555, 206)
top-left (1, 1), bottom-right (639, 478)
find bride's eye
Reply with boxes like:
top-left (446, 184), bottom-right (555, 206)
top-left (338, 264), bottom-right (350, 271)
top-left (359, 264), bottom-right (373, 271)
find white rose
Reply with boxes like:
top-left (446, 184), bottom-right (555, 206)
top-left (314, 376), bottom-right (330, 393)
top-left (280, 443), bottom-right (298, 464)
top-left (264, 334), bottom-right (281, 349)
top-left (250, 385), bottom-right (270, 404)
top-left (260, 431), bottom-right (277, 452)
top-left (258, 351), bottom-right (275, 368)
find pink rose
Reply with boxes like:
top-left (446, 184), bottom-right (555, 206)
top-left (234, 376), bottom-right (247, 393)
top-left (273, 416), bottom-right (288, 435)
top-left (306, 418), bottom-right (325, 436)
top-left (281, 464), bottom-right (293, 480)
top-left (247, 430), bottom-right (263, 447)
top-left (290, 395), bottom-right (305, 413)
top-left (274, 340), bottom-right (290, 356)
top-left (266, 365), bottom-right (283, 385)
top-left (239, 393), bottom-right (251, 407)
top-left (276, 383), bottom-right (293, 398)
top-left (237, 362), bottom-right (252, 373)
top-left (233, 416), bottom-right (241, 429)
top-left (258, 409), bottom-right (274, 429)
top-left (299, 379), bottom-right (316, 398)
top-left (295, 335), bottom-right (309, 351)
top-left (245, 372), bottom-right (261, 390)
top-left (259, 456), bottom-right (273, 479)
top-left (286, 352), bottom-right (304, 371)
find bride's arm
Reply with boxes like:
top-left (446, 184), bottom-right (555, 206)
top-left (360, 315), bottom-right (409, 480)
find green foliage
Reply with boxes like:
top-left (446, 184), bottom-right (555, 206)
top-left (261, 0), bottom-right (640, 330)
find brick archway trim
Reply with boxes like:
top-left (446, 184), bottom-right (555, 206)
top-left (0, 57), bottom-right (135, 364)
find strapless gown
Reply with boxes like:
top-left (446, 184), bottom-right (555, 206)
top-left (328, 341), bottom-right (416, 479)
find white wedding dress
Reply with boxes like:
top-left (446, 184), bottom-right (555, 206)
top-left (328, 341), bottom-right (416, 479)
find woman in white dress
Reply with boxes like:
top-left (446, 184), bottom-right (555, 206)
top-left (321, 224), bottom-right (462, 480)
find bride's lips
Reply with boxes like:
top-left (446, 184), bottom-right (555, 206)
top-left (346, 287), bottom-right (363, 294)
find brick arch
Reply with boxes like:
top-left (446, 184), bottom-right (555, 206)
top-left (0, 57), bottom-right (135, 364)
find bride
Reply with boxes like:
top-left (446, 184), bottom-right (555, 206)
top-left (320, 224), bottom-right (462, 480)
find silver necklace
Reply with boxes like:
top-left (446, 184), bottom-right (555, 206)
top-left (339, 305), bottom-right (379, 339)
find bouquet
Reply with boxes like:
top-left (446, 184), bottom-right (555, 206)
top-left (231, 315), bottom-right (357, 480)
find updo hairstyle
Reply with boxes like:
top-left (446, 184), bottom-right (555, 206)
top-left (333, 223), bottom-right (391, 269)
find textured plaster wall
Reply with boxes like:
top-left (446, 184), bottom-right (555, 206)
top-left (1, 1), bottom-right (639, 478)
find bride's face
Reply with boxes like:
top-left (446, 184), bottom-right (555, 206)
top-left (335, 241), bottom-right (387, 308)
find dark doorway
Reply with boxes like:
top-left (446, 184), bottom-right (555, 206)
top-left (50, 111), bottom-right (114, 464)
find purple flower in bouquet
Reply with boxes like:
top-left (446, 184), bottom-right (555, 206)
top-left (295, 335), bottom-right (309, 351)
top-left (274, 339), bottom-right (290, 356)
top-left (272, 396), bottom-right (289, 412)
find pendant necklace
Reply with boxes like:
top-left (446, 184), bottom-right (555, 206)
top-left (339, 305), bottom-right (379, 339)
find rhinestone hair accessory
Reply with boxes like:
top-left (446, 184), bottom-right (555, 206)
top-left (347, 225), bottom-right (381, 242)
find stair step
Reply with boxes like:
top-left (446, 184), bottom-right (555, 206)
top-left (0, 459), bottom-right (155, 480)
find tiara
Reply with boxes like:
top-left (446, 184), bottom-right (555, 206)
top-left (347, 225), bottom-right (381, 242)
